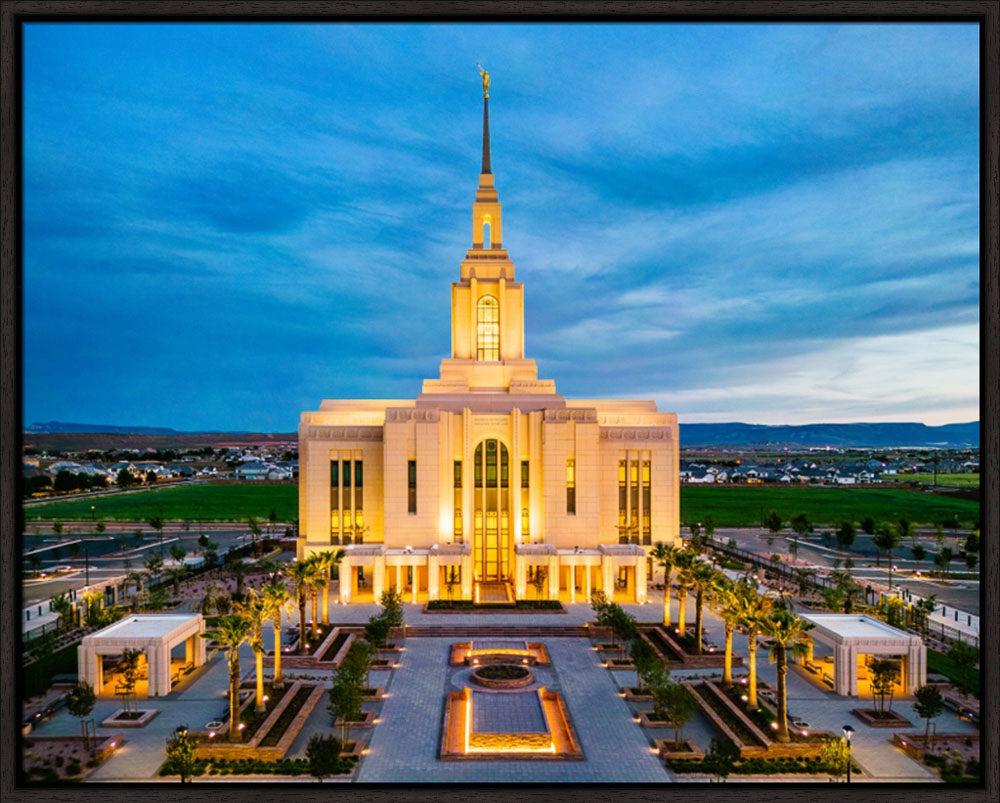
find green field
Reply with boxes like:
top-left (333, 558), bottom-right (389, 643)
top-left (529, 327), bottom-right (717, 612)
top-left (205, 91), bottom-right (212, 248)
top-left (904, 473), bottom-right (980, 488)
top-left (679, 485), bottom-right (978, 527)
top-left (24, 481), bottom-right (978, 528)
top-left (24, 483), bottom-right (298, 523)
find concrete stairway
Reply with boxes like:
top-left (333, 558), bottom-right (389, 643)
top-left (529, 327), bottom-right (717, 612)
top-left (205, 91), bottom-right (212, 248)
top-left (400, 625), bottom-right (590, 638)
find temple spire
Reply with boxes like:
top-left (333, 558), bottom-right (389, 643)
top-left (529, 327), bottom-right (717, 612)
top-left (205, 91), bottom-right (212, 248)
top-left (478, 64), bottom-right (491, 174)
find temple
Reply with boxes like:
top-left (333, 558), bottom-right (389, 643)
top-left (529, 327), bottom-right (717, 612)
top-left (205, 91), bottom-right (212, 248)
top-left (297, 73), bottom-right (681, 603)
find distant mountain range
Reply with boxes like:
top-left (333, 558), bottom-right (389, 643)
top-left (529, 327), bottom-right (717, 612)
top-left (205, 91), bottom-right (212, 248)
top-left (679, 421), bottom-right (979, 448)
top-left (25, 419), bottom-right (979, 449)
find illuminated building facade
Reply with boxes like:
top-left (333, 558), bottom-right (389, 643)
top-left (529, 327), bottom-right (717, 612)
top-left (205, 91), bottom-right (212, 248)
top-left (297, 78), bottom-right (680, 603)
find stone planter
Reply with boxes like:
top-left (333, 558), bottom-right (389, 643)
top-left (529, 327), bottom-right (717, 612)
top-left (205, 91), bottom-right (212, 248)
top-left (624, 686), bottom-right (653, 702)
top-left (605, 658), bottom-right (635, 670)
top-left (470, 664), bottom-right (534, 689)
top-left (335, 710), bottom-right (377, 730)
top-left (852, 708), bottom-right (912, 728)
top-left (100, 709), bottom-right (158, 728)
top-left (361, 686), bottom-right (386, 702)
top-left (654, 738), bottom-right (703, 760)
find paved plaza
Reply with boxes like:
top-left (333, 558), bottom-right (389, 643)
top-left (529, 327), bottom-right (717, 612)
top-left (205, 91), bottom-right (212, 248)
top-left (23, 589), bottom-right (977, 783)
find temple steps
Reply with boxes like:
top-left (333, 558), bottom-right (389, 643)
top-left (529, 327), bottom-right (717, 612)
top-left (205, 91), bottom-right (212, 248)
top-left (399, 625), bottom-right (589, 638)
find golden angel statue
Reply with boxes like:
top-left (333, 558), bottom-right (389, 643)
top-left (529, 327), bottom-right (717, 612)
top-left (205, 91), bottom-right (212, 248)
top-left (477, 63), bottom-right (490, 98)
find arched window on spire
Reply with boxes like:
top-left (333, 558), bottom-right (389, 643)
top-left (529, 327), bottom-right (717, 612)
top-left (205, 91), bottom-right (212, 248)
top-left (477, 295), bottom-right (499, 361)
top-left (483, 220), bottom-right (492, 249)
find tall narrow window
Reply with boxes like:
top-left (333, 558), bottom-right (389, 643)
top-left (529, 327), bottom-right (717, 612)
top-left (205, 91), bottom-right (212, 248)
top-left (642, 459), bottom-right (651, 544)
top-left (566, 458), bottom-right (576, 515)
top-left (407, 459), bottom-right (417, 514)
top-left (483, 220), bottom-right (492, 249)
top-left (454, 460), bottom-right (462, 488)
top-left (521, 460), bottom-right (529, 488)
top-left (477, 295), bottom-right (500, 360)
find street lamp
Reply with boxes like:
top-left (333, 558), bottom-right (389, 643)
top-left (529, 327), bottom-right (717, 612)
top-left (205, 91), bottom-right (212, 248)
top-left (90, 505), bottom-right (95, 522)
top-left (842, 724), bottom-right (855, 783)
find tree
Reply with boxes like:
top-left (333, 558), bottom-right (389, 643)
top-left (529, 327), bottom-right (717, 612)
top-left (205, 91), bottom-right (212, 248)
top-left (117, 468), bottom-right (136, 487)
top-left (169, 542), bottom-right (186, 564)
top-left (132, 528), bottom-right (144, 547)
top-left (164, 724), bottom-right (197, 783)
top-left (758, 609), bottom-right (814, 742)
top-left (117, 648), bottom-right (143, 715)
top-left (377, 588), bottom-right (404, 628)
top-left (911, 544), bottom-right (927, 562)
top-left (260, 578), bottom-right (291, 687)
top-left (733, 584), bottom-right (773, 709)
top-left (629, 637), bottom-right (659, 690)
top-left (672, 550), bottom-right (697, 637)
top-left (946, 640), bottom-right (979, 694)
top-left (820, 736), bottom-right (851, 782)
top-left (703, 515), bottom-right (716, 539)
top-left (860, 516), bottom-right (876, 536)
top-left (315, 549), bottom-right (345, 624)
top-left (50, 592), bottom-right (73, 633)
top-left (649, 542), bottom-right (680, 628)
top-left (763, 510), bottom-right (782, 534)
top-left (873, 523), bottom-right (901, 588)
top-left (712, 576), bottom-right (744, 685)
top-left (287, 558), bottom-right (318, 654)
top-left (200, 613), bottom-right (255, 741)
top-left (66, 681), bottom-right (96, 750)
top-left (690, 561), bottom-right (718, 654)
top-left (144, 553), bottom-right (164, 579)
top-left (869, 658), bottom-right (900, 715)
top-left (342, 638), bottom-right (375, 689)
top-left (657, 681), bottom-right (697, 748)
top-left (913, 684), bottom-right (945, 747)
top-left (146, 470), bottom-right (158, 484)
top-left (897, 518), bottom-right (915, 546)
top-left (54, 470), bottom-right (76, 493)
top-left (52, 520), bottom-right (63, 535)
top-left (530, 566), bottom-right (547, 600)
top-left (445, 568), bottom-right (460, 602)
top-left (247, 516), bottom-right (262, 552)
top-left (935, 547), bottom-right (955, 576)
top-left (835, 520), bottom-right (856, 550)
top-left (702, 737), bottom-right (739, 782)
top-left (790, 512), bottom-right (812, 537)
top-left (327, 670), bottom-right (363, 742)
top-left (910, 595), bottom-right (936, 635)
top-left (147, 515), bottom-right (165, 554)
top-left (305, 733), bottom-right (343, 782)
top-left (235, 589), bottom-right (269, 712)
top-left (224, 552), bottom-right (247, 599)
top-left (267, 508), bottom-right (279, 538)
top-left (95, 519), bottom-right (106, 534)
top-left (963, 531), bottom-right (980, 554)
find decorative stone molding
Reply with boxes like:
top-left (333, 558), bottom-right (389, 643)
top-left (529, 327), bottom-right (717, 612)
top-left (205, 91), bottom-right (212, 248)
top-left (385, 408), bottom-right (440, 422)
top-left (600, 427), bottom-right (672, 440)
top-left (543, 408), bottom-right (597, 422)
top-left (305, 425), bottom-right (382, 441)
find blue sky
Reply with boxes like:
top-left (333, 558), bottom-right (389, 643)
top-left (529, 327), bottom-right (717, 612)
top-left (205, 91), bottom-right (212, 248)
top-left (23, 22), bottom-right (980, 432)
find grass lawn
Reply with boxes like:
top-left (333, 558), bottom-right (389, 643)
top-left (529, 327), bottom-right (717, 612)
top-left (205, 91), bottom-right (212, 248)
top-left (680, 485), bottom-right (978, 527)
top-left (24, 481), bottom-right (979, 527)
top-left (904, 473), bottom-right (979, 488)
top-left (24, 483), bottom-right (298, 523)
top-left (927, 648), bottom-right (980, 694)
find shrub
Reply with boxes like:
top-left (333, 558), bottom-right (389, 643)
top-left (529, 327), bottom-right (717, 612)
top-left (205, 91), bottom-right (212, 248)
top-left (66, 762), bottom-right (82, 776)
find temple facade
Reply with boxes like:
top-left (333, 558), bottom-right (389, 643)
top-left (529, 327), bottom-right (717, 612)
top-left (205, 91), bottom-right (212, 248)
top-left (297, 77), bottom-right (681, 604)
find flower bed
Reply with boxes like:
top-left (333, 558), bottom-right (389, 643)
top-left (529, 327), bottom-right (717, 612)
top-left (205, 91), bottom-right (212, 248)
top-left (99, 708), bottom-right (158, 728)
top-left (666, 755), bottom-right (840, 775)
top-left (716, 681), bottom-right (830, 745)
top-left (695, 682), bottom-right (766, 747)
top-left (23, 735), bottom-right (122, 783)
top-left (319, 629), bottom-right (353, 662)
top-left (260, 686), bottom-right (314, 747)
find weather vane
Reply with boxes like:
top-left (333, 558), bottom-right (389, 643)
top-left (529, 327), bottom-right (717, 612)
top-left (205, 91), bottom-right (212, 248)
top-left (477, 63), bottom-right (489, 99)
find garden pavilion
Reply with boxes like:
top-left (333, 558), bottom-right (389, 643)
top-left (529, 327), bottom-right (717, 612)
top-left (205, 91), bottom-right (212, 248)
top-left (77, 613), bottom-right (206, 698)
top-left (798, 613), bottom-right (926, 697)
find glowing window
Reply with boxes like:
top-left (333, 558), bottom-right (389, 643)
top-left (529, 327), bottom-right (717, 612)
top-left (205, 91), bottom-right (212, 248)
top-left (477, 295), bottom-right (499, 361)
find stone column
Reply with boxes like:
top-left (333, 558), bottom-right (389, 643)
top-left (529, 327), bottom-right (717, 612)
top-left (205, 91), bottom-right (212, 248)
top-left (569, 564), bottom-right (576, 604)
top-left (411, 564), bottom-right (418, 604)
top-left (635, 555), bottom-right (647, 603)
top-left (149, 644), bottom-right (171, 697)
top-left (461, 554), bottom-right (473, 600)
top-left (514, 554), bottom-right (526, 600)
top-left (602, 555), bottom-right (613, 599)
top-left (834, 644), bottom-right (852, 696)
top-left (185, 635), bottom-right (195, 665)
top-left (585, 565), bottom-right (592, 601)
top-left (428, 555), bottom-right (439, 601)
top-left (78, 643), bottom-right (99, 690)
top-left (340, 557), bottom-right (353, 603)
top-left (548, 554), bottom-right (559, 600)
top-left (373, 558), bottom-right (385, 602)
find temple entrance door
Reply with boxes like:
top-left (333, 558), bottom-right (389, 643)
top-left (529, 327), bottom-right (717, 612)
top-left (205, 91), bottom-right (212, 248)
top-left (473, 439), bottom-right (510, 582)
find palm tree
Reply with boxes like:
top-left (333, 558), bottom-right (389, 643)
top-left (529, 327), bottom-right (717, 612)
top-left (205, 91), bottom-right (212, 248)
top-left (315, 549), bottom-right (345, 624)
top-left (758, 609), bottom-right (815, 742)
top-left (287, 558), bottom-right (317, 654)
top-left (733, 583), bottom-right (774, 709)
top-left (166, 565), bottom-right (188, 597)
top-left (260, 578), bottom-right (291, 688)
top-left (712, 576), bottom-right (743, 685)
top-left (650, 542), bottom-right (680, 628)
top-left (310, 564), bottom-right (325, 640)
top-left (201, 613), bottom-right (255, 742)
top-left (50, 592), bottom-right (73, 633)
top-left (235, 589), bottom-right (269, 712)
top-left (691, 561), bottom-right (718, 654)
top-left (672, 550), bottom-right (697, 638)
